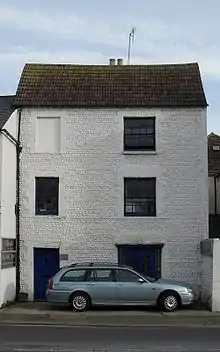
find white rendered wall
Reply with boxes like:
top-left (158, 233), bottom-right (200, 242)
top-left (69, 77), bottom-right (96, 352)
top-left (19, 107), bottom-right (208, 300)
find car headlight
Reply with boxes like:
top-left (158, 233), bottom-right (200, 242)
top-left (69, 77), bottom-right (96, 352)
top-left (186, 288), bottom-right (193, 294)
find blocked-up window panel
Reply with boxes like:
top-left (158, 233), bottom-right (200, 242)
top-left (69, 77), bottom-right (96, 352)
top-left (36, 117), bottom-right (60, 152)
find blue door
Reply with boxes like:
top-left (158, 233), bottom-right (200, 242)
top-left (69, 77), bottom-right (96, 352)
top-left (117, 245), bottom-right (162, 279)
top-left (34, 248), bottom-right (60, 300)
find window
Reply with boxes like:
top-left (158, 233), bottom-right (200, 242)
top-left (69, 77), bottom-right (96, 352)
top-left (60, 269), bottom-right (87, 282)
top-left (94, 269), bottom-right (114, 282)
top-left (124, 117), bottom-right (155, 151)
top-left (1, 239), bottom-right (16, 269)
top-left (36, 117), bottom-right (60, 153)
top-left (35, 177), bottom-right (59, 215)
top-left (116, 269), bottom-right (140, 282)
top-left (124, 178), bottom-right (156, 216)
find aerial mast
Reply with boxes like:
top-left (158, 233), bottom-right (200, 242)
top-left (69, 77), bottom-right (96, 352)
top-left (127, 27), bottom-right (136, 65)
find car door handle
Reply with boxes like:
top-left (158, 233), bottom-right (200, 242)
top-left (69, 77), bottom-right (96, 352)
top-left (87, 283), bottom-right (95, 286)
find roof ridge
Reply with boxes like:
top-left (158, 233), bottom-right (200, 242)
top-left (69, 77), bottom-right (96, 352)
top-left (24, 62), bottom-right (199, 67)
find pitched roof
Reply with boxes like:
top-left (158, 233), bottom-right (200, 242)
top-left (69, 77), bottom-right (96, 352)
top-left (0, 95), bottom-right (15, 128)
top-left (208, 133), bottom-right (220, 176)
top-left (14, 62), bottom-right (207, 108)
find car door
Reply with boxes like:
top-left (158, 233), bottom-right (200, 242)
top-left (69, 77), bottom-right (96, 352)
top-left (115, 268), bottom-right (158, 305)
top-left (86, 268), bottom-right (118, 304)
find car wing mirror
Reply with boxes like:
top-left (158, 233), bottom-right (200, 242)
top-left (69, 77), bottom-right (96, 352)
top-left (138, 278), bottom-right (144, 283)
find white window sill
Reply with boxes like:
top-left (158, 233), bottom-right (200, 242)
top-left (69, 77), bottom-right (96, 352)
top-left (124, 216), bottom-right (157, 219)
top-left (34, 215), bottom-right (64, 219)
top-left (123, 151), bottom-right (157, 155)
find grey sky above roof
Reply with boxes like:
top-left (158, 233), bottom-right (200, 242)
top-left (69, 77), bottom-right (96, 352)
top-left (0, 95), bottom-right (15, 128)
top-left (0, 0), bottom-right (219, 130)
top-left (15, 62), bottom-right (207, 108)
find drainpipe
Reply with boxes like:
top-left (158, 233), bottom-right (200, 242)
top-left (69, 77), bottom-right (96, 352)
top-left (214, 176), bottom-right (217, 215)
top-left (15, 108), bottom-right (22, 301)
top-left (0, 129), bottom-right (18, 146)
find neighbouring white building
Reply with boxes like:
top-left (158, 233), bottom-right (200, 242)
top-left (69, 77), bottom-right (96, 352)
top-left (14, 59), bottom-right (208, 301)
top-left (0, 96), bottom-right (17, 307)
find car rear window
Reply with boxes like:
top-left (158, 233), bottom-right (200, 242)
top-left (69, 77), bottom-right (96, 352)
top-left (60, 269), bottom-right (87, 282)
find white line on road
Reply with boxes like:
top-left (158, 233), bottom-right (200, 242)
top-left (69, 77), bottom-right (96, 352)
top-left (0, 322), bottom-right (220, 329)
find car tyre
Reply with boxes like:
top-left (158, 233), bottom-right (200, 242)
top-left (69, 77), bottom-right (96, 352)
top-left (159, 291), bottom-right (180, 312)
top-left (70, 292), bottom-right (91, 312)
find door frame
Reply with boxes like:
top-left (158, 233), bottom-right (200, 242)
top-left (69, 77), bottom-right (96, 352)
top-left (33, 247), bottom-right (60, 301)
top-left (116, 244), bottom-right (164, 279)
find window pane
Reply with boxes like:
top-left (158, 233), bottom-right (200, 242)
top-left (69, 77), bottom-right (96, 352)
top-left (35, 177), bottom-right (59, 216)
top-left (95, 269), bottom-right (114, 282)
top-left (125, 118), bottom-right (154, 128)
top-left (124, 117), bottom-right (155, 151)
top-left (125, 179), bottom-right (155, 198)
top-left (124, 178), bottom-right (156, 216)
top-left (60, 269), bottom-right (87, 282)
top-left (117, 270), bottom-right (139, 282)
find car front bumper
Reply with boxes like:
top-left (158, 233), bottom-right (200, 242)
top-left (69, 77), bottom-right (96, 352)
top-left (180, 292), bottom-right (195, 306)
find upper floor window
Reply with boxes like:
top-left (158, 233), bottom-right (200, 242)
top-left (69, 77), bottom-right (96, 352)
top-left (35, 177), bottom-right (59, 216)
top-left (124, 117), bottom-right (155, 151)
top-left (124, 178), bottom-right (156, 217)
top-left (36, 117), bottom-right (60, 153)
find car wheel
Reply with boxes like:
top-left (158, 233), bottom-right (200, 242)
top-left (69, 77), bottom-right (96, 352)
top-left (159, 291), bottom-right (179, 312)
top-left (70, 292), bottom-right (90, 312)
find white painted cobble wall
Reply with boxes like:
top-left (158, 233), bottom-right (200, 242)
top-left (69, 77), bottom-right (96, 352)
top-left (201, 253), bottom-right (213, 308)
top-left (201, 239), bottom-right (220, 311)
top-left (19, 108), bottom-right (208, 300)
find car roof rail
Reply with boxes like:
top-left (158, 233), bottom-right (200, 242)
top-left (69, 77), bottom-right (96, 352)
top-left (69, 261), bottom-right (121, 267)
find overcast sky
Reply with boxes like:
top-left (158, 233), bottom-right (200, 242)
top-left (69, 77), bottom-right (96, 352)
top-left (0, 0), bottom-right (219, 133)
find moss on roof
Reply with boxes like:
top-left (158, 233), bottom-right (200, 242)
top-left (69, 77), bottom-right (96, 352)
top-left (14, 62), bottom-right (207, 108)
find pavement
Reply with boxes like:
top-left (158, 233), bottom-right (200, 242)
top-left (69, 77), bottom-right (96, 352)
top-left (0, 302), bottom-right (220, 327)
top-left (0, 324), bottom-right (220, 351)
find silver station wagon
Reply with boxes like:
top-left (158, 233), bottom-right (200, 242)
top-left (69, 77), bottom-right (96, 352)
top-left (46, 262), bottom-right (194, 312)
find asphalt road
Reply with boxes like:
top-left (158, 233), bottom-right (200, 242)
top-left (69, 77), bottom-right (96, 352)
top-left (0, 324), bottom-right (220, 351)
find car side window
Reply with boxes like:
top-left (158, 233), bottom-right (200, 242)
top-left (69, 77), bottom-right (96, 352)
top-left (116, 269), bottom-right (140, 282)
top-left (60, 269), bottom-right (87, 282)
top-left (94, 269), bottom-right (114, 282)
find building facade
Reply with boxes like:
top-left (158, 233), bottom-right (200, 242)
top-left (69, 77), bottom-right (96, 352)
top-left (0, 96), bottom-right (17, 306)
top-left (15, 62), bottom-right (208, 300)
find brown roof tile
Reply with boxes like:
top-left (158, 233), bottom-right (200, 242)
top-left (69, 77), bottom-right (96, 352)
top-left (14, 62), bottom-right (207, 108)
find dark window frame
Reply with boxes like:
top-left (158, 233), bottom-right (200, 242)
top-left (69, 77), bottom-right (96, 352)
top-left (124, 117), bottom-right (156, 151)
top-left (35, 177), bottom-right (59, 216)
top-left (124, 177), bottom-right (156, 217)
